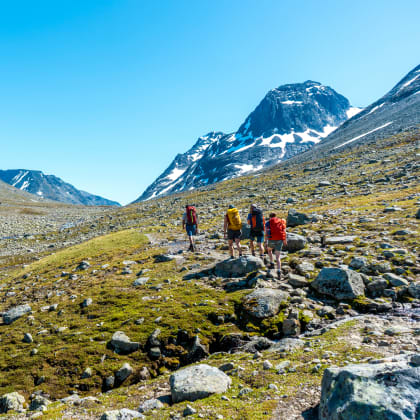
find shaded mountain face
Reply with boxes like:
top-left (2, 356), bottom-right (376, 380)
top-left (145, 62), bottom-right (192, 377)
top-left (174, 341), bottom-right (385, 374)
top-left (297, 64), bottom-right (420, 158)
top-left (135, 81), bottom-right (359, 202)
top-left (0, 170), bottom-right (120, 206)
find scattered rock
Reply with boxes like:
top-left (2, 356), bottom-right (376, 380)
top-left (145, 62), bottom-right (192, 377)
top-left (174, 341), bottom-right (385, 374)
top-left (288, 273), bottom-right (309, 288)
top-left (100, 409), bottom-right (144, 420)
top-left (0, 392), bottom-right (25, 413)
top-left (3, 304), bottom-right (32, 325)
top-left (287, 209), bottom-right (312, 227)
top-left (81, 298), bottom-right (93, 308)
top-left (133, 277), bottom-right (149, 286)
top-left (138, 398), bottom-right (164, 413)
top-left (311, 267), bottom-right (365, 300)
top-left (170, 364), bottom-right (232, 403)
top-left (323, 236), bottom-right (356, 245)
top-left (109, 331), bottom-right (140, 354)
top-left (241, 288), bottom-right (289, 319)
top-left (383, 272), bottom-right (408, 286)
top-left (115, 362), bottom-right (133, 384)
top-left (284, 233), bottom-right (307, 252)
top-left (29, 395), bottom-right (50, 411)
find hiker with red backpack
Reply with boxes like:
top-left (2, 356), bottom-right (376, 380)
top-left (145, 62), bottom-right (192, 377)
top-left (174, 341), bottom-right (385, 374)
top-left (182, 205), bottom-right (198, 251)
top-left (247, 204), bottom-right (265, 258)
top-left (224, 205), bottom-right (243, 259)
top-left (265, 213), bottom-right (287, 279)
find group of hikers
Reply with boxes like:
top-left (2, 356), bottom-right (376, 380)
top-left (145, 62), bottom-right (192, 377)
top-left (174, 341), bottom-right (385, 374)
top-left (182, 204), bottom-right (287, 279)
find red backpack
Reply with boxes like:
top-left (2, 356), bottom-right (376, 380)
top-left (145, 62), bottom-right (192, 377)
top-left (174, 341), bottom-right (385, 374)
top-left (269, 217), bottom-right (286, 240)
top-left (186, 206), bottom-right (197, 225)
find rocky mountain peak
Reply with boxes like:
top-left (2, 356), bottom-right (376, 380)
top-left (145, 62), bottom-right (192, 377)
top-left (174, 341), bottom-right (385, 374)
top-left (135, 80), bottom-right (358, 202)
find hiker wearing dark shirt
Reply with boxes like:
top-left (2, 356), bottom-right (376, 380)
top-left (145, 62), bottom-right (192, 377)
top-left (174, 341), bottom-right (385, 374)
top-left (265, 213), bottom-right (287, 279)
top-left (182, 205), bottom-right (198, 251)
top-left (247, 204), bottom-right (265, 258)
top-left (224, 204), bottom-right (243, 259)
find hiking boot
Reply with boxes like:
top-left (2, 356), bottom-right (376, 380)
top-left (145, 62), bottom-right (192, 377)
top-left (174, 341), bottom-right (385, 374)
top-left (277, 270), bottom-right (282, 280)
top-left (229, 256), bottom-right (234, 260)
top-left (251, 251), bottom-right (256, 257)
top-left (269, 263), bottom-right (275, 269)
top-left (263, 257), bottom-right (269, 265)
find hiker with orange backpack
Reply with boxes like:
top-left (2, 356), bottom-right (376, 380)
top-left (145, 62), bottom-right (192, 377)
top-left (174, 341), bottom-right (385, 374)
top-left (224, 205), bottom-right (243, 259)
top-left (265, 213), bottom-right (287, 279)
top-left (182, 205), bottom-right (198, 251)
top-left (247, 204), bottom-right (265, 258)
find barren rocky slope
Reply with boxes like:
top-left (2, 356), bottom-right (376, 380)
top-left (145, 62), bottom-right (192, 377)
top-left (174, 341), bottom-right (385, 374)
top-left (0, 129), bottom-right (418, 419)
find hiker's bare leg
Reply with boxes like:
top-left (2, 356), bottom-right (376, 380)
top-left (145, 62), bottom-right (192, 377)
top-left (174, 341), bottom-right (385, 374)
top-left (228, 239), bottom-right (234, 257)
top-left (250, 240), bottom-right (255, 255)
top-left (275, 250), bottom-right (281, 270)
top-left (267, 247), bottom-right (273, 264)
top-left (258, 242), bottom-right (264, 256)
top-left (235, 238), bottom-right (242, 255)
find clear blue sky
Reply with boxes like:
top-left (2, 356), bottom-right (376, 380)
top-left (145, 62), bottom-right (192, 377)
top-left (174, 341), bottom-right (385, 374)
top-left (1, 0), bottom-right (419, 205)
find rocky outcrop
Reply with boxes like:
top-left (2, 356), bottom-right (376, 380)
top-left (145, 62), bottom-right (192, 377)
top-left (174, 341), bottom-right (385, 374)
top-left (319, 353), bottom-right (420, 420)
top-left (311, 267), bottom-right (365, 300)
top-left (169, 364), bottom-right (231, 403)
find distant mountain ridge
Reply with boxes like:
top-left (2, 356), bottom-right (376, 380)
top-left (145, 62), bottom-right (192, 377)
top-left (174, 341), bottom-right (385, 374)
top-left (0, 169), bottom-right (120, 206)
top-left (135, 80), bottom-right (360, 202)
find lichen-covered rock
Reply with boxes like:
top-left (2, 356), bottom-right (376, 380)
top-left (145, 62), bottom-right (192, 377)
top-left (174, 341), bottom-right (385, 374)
top-left (0, 392), bottom-right (25, 413)
top-left (241, 288), bottom-right (289, 319)
top-left (214, 255), bottom-right (264, 277)
top-left (319, 353), bottom-right (420, 420)
top-left (2, 304), bottom-right (32, 325)
top-left (311, 267), bottom-right (365, 300)
top-left (170, 364), bottom-right (231, 403)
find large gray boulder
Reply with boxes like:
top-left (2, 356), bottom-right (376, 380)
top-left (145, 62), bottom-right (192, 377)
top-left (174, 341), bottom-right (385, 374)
top-left (319, 353), bottom-right (420, 420)
top-left (0, 392), bottom-right (25, 413)
top-left (2, 304), bottom-right (31, 325)
top-left (241, 288), bottom-right (289, 319)
top-left (170, 364), bottom-right (231, 403)
top-left (311, 267), bottom-right (365, 300)
top-left (408, 282), bottom-right (420, 299)
top-left (214, 255), bottom-right (264, 278)
top-left (109, 331), bottom-right (140, 354)
top-left (287, 209), bottom-right (312, 227)
top-left (284, 233), bottom-right (307, 253)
